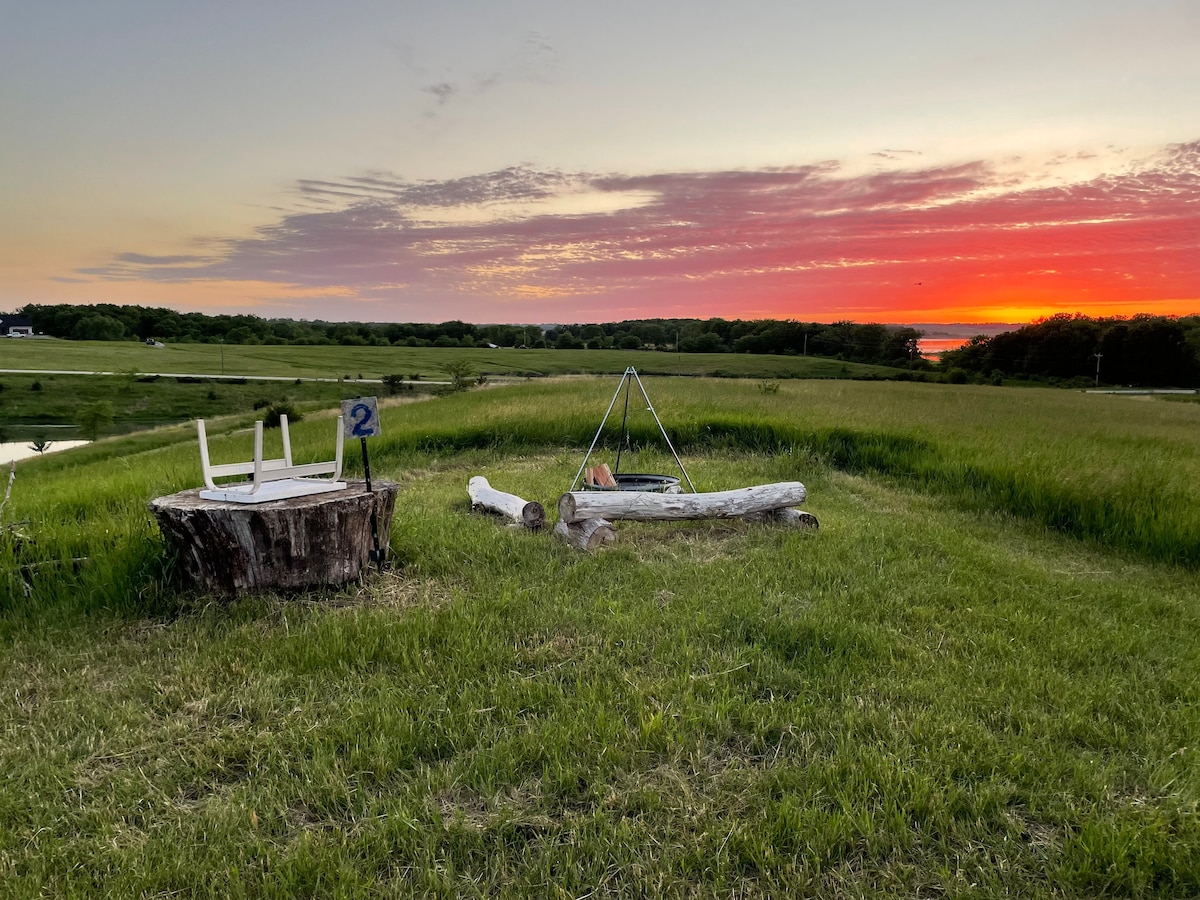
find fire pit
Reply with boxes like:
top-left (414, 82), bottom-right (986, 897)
top-left (571, 367), bottom-right (694, 495)
top-left (582, 473), bottom-right (680, 493)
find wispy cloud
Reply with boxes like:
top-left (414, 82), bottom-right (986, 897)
top-left (80, 140), bottom-right (1200, 321)
top-left (115, 253), bottom-right (213, 266)
top-left (419, 30), bottom-right (557, 118)
top-left (422, 82), bottom-right (456, 106)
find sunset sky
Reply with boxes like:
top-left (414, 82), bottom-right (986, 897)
top-left (2, 1), bottom-right (1198, 326)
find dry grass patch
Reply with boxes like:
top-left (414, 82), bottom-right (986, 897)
top-left (315, 570), bottom-right (460, 615)
top-left (433, 778), bottom-right (552, 835)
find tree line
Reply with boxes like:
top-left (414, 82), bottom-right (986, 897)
top-left (16, 304), bottom-right (1197, 383)
top-left (941, 314), bottom-right (1200, 387)
top-left (10, 304), bottom-right (928, 368)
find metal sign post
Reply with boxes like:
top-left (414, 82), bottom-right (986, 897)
top-left (342, 397), bottom-right (384, 568)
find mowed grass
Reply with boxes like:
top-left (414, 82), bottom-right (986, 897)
top-left (0, 339), bottom-right (904, 381)
top-left (1, 379), bottom-right (1199, 896)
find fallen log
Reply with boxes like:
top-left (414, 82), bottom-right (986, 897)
top-left (150, 480), bottom-right (397, 595)
top-left (558, 481), bottom-right (807, 524)
top-left (553, 518), bottom-right (618, 551)
top-left (468, 476), bottom-right (545, 529)
top-left (742, 507), bottom-right (819, 529)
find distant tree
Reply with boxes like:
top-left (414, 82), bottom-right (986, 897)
top-left (680, 332), bottom-right (725, 353)
top-left (442, 360), bottom-right (476, 393)
top-left (633, 323), bottom-right (669, 346)
top-left (29, 436), bottom-right (51, 454)
top-left (77, 401), bottom-right (115, 440)
top-left (263, 403), bottom-right (302, 428)
top-left (941, 314), bottom-right (1200, 387)
top-left (225, 326), bottom-right (261, 345)
top-left (555, 330), bottom-right (584, 350)
top-left (73, 314), bottom-right (126, 341)
top-left (382, 373), bottom-right (406, 394)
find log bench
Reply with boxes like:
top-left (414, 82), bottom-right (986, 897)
top-left (558, 481), bottom-right (808, 524)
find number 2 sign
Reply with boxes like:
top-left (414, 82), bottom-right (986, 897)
top-left (342, 397), bottom-right (381, 439)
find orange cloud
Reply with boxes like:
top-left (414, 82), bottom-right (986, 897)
top-left (60, 141), bottom-right (1200, 323)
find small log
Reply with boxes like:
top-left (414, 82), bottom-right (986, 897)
top-left (553, 518), bottom-right (618, 551)
top-left (558, 481), bottom-right (807, 524)
top-left (468, 476), bottom-right (545, 529)
top-left (742, 508), bottom-right (819, 529)
top-left (150, 480), bottom-right (397, 595)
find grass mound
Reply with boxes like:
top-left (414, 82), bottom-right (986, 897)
top-left (2, 378), bottom-right (1200, 895)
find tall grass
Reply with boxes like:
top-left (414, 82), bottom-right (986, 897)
top-left (2, 416), bottom-right (1199, 895)
top-left (369, 379), bottom-right (1200, 567)
top-left (5, 379), bottom-right (1200, 624)
top-left (0, 371), bottom-right (417, 439)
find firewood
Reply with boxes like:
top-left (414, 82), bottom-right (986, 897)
top-left (553, 518), bottom-right (617, 551)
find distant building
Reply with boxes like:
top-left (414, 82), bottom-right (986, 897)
top-left (0, 315), bottom-right (34, 337)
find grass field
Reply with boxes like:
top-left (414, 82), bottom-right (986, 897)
top-left (2, 378), bottom-right (1198, 896)
top-left (0, 338), bottom-right (908, 381)
top-left (0, 371), bottom-right (429, 441)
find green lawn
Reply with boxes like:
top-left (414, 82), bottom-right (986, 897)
top-left (1, 338), bottom-right (908, 381)
top-left (1, 379), bottom-right (1198, 897)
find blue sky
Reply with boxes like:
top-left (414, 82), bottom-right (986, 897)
top-left (2, 0), bottom-right (1198, 323)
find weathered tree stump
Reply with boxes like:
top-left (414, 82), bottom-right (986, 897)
top-left (558, 482), bottom-right (807, 524)
top-left (150, 480), bottom-right (398, 595)
top-left (467, 476), bottom-right (545, 529)
top-left (553, 518), bottom-right (618, 551)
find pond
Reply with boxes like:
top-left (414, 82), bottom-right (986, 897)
top-left (0, 440), bottom-right (91, 465)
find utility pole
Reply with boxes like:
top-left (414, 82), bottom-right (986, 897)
top-left (219, 338), bottom-right (225, 376)
top-left (803, 333), bottom-right (808, 356)
top-left (1094, 351), bottom-right (1102, 387)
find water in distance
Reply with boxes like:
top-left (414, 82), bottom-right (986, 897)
top-left (0, 440), bottom-right (91, 465)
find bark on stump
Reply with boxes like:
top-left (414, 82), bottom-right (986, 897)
top-left (150, 480), bottom-right (397, 595)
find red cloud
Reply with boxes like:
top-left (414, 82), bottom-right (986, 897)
top-left (84, 141), bottom-right (1200, 322)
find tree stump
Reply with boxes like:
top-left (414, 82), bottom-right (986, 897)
top-left (150, 480), bottom-right (398, 595)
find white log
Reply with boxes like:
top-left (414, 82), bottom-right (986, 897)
top-left (468, 476), bottom-right (546, 529)
top-left (742, 507), bottom-right (819, 529)
top-left (558, 481), bottom-right (807, 524)
top-left (553, 518), bottom-right (618, 551)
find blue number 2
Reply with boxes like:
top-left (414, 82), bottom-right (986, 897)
top-left (349, 403), bottom-right (375, 437)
